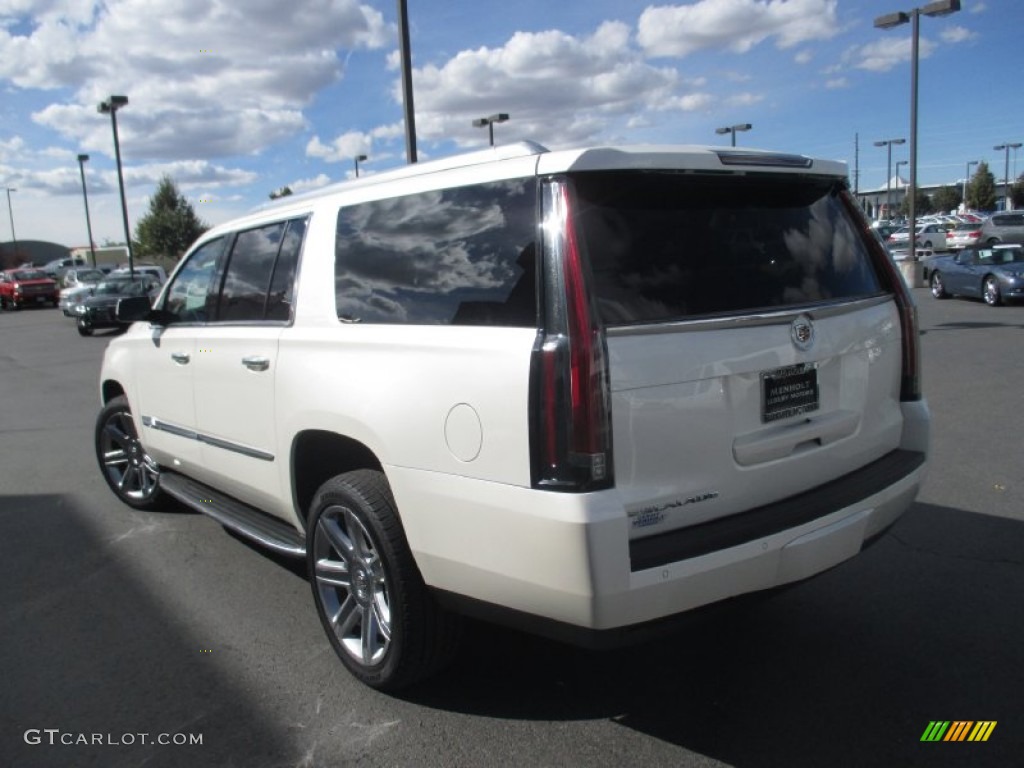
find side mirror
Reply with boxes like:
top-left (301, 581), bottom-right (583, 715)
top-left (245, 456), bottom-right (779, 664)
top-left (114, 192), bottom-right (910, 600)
top-left (116, 295), bottom-right (174, 325)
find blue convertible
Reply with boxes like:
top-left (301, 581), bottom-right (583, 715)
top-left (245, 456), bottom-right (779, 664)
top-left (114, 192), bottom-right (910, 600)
top-left (928, 245), bottom-right (1024, 306)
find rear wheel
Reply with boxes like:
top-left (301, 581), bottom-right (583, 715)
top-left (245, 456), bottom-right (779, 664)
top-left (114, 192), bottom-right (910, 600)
top-left (307, 469), bottom-right (460, 691)
top-left (983, 276), bottom-right (1002, 307)
top-left (930, 271), bottom-right (948, 299)
top-left (95, 395), bottom-right (163, 510)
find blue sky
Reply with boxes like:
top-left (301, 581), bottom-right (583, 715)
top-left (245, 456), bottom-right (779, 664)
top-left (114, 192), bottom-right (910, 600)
top-left (0, 0), bottom-right (1020, 248)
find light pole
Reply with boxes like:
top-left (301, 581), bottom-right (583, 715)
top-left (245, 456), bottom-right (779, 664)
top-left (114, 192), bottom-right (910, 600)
top-left (77, 154), bottom-right (98, 267)
top-left (875, 0), bottom-right (961, 263)
top-left (994, 142), bottom-right (1022, 210)
top-left (715, 123), bottom-right (752, 147)
top-left (4, 187), bottom-right (16, 263)
top-left (98, 95), bottom-right (133, 278)
top-left (396, 0), bottom-right (417, 164)
top-left (963, 159), bottom-right (978, 213)
top-left (354, 154), bottom-right (368, 178)
top-left (895, 159), bottom-right (908, 215)
top-left (472, 113), bottom-right (509, 146)
top-left (873, 138), bottom-right (905, 221)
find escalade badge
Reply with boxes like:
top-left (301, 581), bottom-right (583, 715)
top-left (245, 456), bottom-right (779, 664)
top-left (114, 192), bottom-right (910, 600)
top-left (791, 314), bottom-right (814, 351)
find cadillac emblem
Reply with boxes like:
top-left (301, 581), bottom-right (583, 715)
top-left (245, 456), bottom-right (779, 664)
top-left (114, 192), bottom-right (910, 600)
top-left (790, 314), bottom-right (814, 351)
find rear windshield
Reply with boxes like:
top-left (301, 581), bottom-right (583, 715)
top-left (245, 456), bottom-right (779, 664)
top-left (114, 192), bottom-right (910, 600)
top-left (571, 172), bottom-right (882, 325)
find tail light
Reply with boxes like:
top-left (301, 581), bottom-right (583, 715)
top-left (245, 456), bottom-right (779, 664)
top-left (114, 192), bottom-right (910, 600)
top-left (530, 179), bottom-right (614, 491)
top-left (843, 193), bottom-right (921, 401)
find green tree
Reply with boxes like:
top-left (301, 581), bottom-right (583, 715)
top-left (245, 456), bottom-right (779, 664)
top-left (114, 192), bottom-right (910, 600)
top-left (900, 187), bottom-right (934, 216)
top-left (269, 186), bottom-right (293, 200)
top-left (966, 161), bottom-right (997, 211)
top-left (134, 176), bottom-right (209, 263)
top-left (931, 185), bottom-right (962, 214)
top-left (1011, 173), bottom-right (1024, 209)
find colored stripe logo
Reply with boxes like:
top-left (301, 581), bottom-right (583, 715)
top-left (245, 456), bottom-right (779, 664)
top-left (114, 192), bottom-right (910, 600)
top-left (921, 721), bottom-right (996, 742)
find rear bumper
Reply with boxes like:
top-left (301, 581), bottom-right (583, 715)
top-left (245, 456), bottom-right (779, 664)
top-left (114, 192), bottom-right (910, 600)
top-left (390, 443), bottom-right (927, 637)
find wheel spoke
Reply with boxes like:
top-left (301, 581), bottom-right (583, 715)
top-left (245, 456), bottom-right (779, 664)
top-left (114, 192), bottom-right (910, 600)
top-left (103, 449), bottom-right (129, 468)
top-left (319, 514), bottom-right (354, 561)
top-left (315, 557), bottom-right (350, 589)
top-left (333, 595), bottom-right (360, 637)
top-left (344, 508), bottom-right (372, 559)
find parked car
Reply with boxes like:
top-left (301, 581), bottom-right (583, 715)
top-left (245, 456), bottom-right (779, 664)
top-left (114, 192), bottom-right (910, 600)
top-left (109, 264), bottom-right (168, 284)
top-left (928, 245), bottom-right (1024, 306)
top-left (96, 143), bottom-right (930, 691)
top-left (57, 268), bottom-right (107, 315)
top-left (946, 222), bottom-right (983, 250)
top-left (41, 256), bottom-right (87, 278)
top-left (73, 275), bottom-right (161, 335)
top-left (979, 211), bottom-right (1024, 246)
top-left (0, 268), bottom-right (59, 309)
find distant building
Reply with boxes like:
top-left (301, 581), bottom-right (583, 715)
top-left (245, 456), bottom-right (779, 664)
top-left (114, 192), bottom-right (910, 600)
top-left (0, 240), bottom-right (71, 269)
top-left (70, 245), bottom-right (130, 267)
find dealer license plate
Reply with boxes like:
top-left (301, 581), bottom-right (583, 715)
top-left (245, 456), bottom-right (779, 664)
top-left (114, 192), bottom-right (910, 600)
top-left (761, 363), bottom-right (819, 422)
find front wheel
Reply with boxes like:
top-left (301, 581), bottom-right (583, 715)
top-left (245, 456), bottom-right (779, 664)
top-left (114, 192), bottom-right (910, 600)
top-left (77, 318), bottom-right (93, 336)
top-left (983, 276), bottom-right (1002, 307)
top-left (95, 395), bottom-right (163, 510)
top-left (307, 469), bottom-right (460, 691)
top-left (930, 271), bottom-right (948, 299)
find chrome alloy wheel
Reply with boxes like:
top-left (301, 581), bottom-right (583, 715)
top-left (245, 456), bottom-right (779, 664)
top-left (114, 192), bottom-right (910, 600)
top-left (983, 276), bottom-right (1002, 307)
top-left (313, 504), bottom-right (392, 666)
top-left (99, 407), bottom-right (160, 502)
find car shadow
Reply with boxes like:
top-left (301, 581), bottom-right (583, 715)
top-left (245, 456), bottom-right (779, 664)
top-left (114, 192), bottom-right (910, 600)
top-left (394, 502), bottom-right (1023, 767)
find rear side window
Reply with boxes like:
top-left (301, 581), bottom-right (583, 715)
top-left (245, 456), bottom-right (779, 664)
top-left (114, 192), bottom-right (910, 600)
top-left (334, 179), bottom-right (537, 326)
top-left (571, 172), bottom-right (882, 325)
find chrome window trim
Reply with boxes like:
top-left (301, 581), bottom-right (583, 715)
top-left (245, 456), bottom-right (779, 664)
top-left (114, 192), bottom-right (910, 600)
top-left (604, 293), bottom-right (893, 337)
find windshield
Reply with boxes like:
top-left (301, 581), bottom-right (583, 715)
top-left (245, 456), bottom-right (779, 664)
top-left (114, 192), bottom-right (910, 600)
top-left (11, 270), bottom-right (49, 281)
top-left (979, 247), bottom-right (1024, 265)
top-left (94, 279), bottom-right (148, 296)
top-left (75, 269), bottom-right (104, 282)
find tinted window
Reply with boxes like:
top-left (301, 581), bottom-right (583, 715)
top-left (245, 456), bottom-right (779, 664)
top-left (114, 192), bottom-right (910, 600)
top-left (211, 218), bottom-right (306, 322)
top-left (162, 238), bottom-right (227, 323)
top-left (334, 179), bottom-right (537, 326)
top-left (570, 172), bottom-right (882, 325)
top-left (217, 223), bottom-right (286, 321)
top-left (265, 218), bottom-right (306, 321)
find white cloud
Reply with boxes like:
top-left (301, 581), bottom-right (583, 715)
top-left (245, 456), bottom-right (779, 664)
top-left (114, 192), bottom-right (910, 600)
top-left (849, 36), bottom-right (936, 73)
top-left (637, 0), bottom-right (839, 58)
top-left (940, 25), bottom-right (976, 44)
top-left (286, 174), bottom-right (333, 193)
top-left (824, 78), bottom-right (848, 89)
top-left (794, 50), bottom-right (813, 65)
top-left (3, 0), bottom-right (389, 160)
top-left (402, 21), bottom-right (681, 148)
top-left (726, 92), bottom-right (764, 107)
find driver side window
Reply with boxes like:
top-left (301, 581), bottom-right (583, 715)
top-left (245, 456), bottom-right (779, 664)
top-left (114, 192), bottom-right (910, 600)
top-left (162, 238), bottom-right (227, 323)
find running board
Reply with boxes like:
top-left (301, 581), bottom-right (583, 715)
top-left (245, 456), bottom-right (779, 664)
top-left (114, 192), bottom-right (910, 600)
top-left (160, 472), bottom-right (306, 558)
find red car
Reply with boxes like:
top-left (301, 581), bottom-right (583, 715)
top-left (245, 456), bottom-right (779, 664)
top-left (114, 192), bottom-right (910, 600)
top-left (0, 268), bottom-right (60, 309)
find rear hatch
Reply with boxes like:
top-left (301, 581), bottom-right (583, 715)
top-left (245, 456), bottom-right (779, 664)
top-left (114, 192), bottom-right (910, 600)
top-left (568, 167), bottom-right (906, 541)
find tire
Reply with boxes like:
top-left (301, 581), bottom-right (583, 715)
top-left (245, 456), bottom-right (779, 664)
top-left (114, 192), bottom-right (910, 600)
top-left (77, 318), bottom-right (93, 336)
top-left (930, 271), bottom-right (948, 299)
top-left (983, 276), bottom-right (1002, 307)
top-left (95, 395), bottom-right (164, 510)
top-left (307, 469), bottom-right (460, 691)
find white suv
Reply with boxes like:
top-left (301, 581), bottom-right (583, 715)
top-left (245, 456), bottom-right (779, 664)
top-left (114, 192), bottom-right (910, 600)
top-left (96, 143), bottom-right (930, 690)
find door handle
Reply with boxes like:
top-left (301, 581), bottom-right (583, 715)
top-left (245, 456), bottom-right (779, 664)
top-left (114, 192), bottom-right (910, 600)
top-left (241, 356), bottom-right (270, 372)
top-left (171, 352), bottom-right (190, 365)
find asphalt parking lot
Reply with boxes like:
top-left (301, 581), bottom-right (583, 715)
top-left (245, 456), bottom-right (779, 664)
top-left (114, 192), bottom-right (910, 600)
top-left (1, 291), bottom-right (1021, 767)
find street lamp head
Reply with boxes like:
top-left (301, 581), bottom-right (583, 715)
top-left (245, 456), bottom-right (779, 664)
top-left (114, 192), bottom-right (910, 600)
top-left (715, 127), bottom-right (731, 135)
top-left (922, 0), bottom-right (961, 17)
top-left (472, 118), bottom-right (488, 128)
top-left (78, 153), bottom-right (89, 163)
top-left (874, 10), bottom-right (909, 28)
top-left (490, 113), bottom-right (510, 124)
top-left (98, 95), bottom-right (129, 114)
top-left (356, 154), bottom-right (368, 162)
top-left (735, 123), bottom-right (752, 132)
